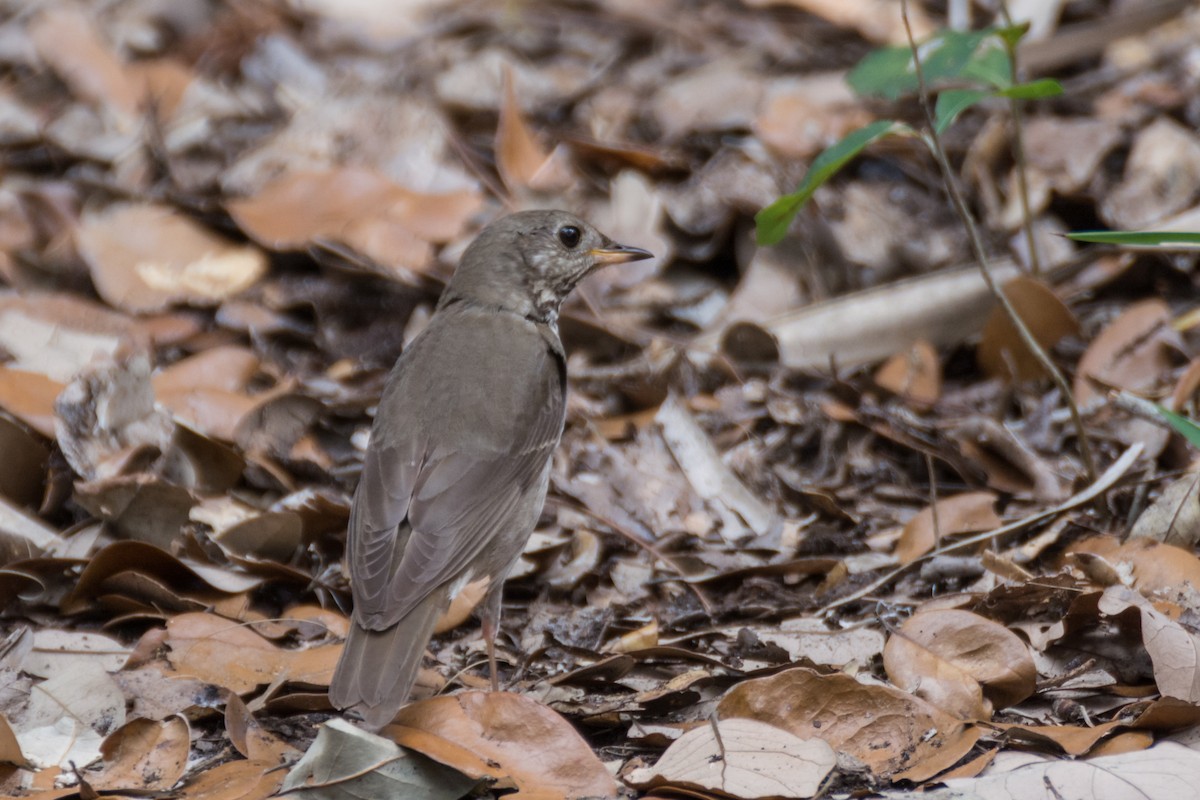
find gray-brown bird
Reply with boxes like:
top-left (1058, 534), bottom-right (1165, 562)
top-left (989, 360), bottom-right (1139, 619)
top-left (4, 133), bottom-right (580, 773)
top-left (330, 210), bottom-right (652, 730)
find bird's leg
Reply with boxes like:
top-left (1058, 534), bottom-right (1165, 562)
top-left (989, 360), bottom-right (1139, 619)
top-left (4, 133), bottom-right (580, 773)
top-left (480, 584), bottom-right (504, 692)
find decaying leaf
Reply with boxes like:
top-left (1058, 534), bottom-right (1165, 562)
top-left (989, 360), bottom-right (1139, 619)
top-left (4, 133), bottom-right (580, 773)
top-left (883, 609), bottom-right (1036, 719)
top-left (624, 717), bottom-right (835, 799)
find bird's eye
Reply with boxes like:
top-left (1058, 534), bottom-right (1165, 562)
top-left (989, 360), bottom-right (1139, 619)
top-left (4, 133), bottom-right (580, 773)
top-left (557, 225), bottom-right (582, 248)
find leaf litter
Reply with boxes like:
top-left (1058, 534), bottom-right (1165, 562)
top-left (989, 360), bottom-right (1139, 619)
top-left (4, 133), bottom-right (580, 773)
top-left (0, 0), bottom-right (1198, 798)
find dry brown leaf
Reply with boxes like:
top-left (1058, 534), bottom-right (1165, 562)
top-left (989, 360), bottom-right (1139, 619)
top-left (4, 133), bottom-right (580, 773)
top-left (28, 7), bottom-right (140, 119)
top-left (1069, 535), bottom-right (1200, 598)
top-left (227, 167), bottom-right (482, 272)
top-left (0, 367), bottom-right (62, 439)
top-left (389, 691), bottom-right (618, 799)
top-left (174, 758), bottom-right (285, 800)
top-left (884, 609), bottom-right (1036, 719)
top-left (496, 68), bottom-right (571, 193)
top-left (977, 277), bottom-right (1080, 382)
top-left (875, 339), bottom-right (941, 406)
top-left (0, 292), bottom-right (139, 384)
top-left (717, 666), bottom-right (972, 777)
top-left (895, 492), bottom-right (1001, 564)
top-left (165, 611), bottom-right (339, 693)
top-left (224, 694), bottom-right (300, 765)
top-left (92, 716), bottom-right (190, 792)
top-left (1098, 585), bottom-right (1200, 702)
top-left (624, 717), bottom-right (836, 799)
top-left (77, 204), bottom-right (266, 314)
top-left (741, 0), bottom-right (934, 43)
top-left (153, 346), bottom-right (261, 397)
top-left (1075, 298), bottom-right (1176, 406)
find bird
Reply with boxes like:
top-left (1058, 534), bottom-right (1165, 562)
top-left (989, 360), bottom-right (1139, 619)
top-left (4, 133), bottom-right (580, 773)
top-left (329, 209), bottom-right (652, 730)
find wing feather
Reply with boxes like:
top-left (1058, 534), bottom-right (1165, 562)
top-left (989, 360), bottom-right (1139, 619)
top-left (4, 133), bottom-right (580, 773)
top-left (347, 308), bottom-right (565, 630)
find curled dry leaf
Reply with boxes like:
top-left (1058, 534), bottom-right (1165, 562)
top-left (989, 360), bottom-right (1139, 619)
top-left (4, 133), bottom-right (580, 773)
top-left (894, 491), bottom-right (1001, 564)
top-left (717, 666), bottom-right (972, 777)
top-left (165, 611), bottom-right (339, 694)
top-left (1068, 535), bottom-right (1200, 598)
top-left (875, 339), bottom-right (941, 407)
top-left (389, 691), bottom-right (619, 799)
top-left (883, 609), bottom-right (1036, 720)
top-left (76, 203), bottom-right (267, 313)
top-left (1098, 586), bottom-right (1200, 702)
top-left (1075, 299), bottom-right (1177, 406)
top-left (0, 415), bottom-right (50, 507)
top-left (224, 693), bottom-right (299, 765)
top-left (977, 277), bottom-right (1079, 382)
top-left (227, 167), bottom-right (482, 274)
top-left (624, 717), bottom-right (836, 799)
top-left (92, 716), bottom-right (190, 792)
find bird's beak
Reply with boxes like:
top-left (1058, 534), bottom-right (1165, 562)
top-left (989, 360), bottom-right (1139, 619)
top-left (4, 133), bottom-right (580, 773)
top-left (588, 243), bottom-right (654, 266)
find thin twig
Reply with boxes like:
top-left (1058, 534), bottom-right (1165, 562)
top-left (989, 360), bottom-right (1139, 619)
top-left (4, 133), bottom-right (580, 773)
top-left (899, 0), bottom-right (1096, 481)
top-left (999, 0), bottom-right (1042, 277)
top-left (819, 442), bottom-right (1141, 614)
top-left (925, 452), bottom-right (942, 550)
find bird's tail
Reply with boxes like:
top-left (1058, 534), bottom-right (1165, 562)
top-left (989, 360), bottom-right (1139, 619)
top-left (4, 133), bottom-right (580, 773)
top-left (329, 588), bottom-right (447, 731)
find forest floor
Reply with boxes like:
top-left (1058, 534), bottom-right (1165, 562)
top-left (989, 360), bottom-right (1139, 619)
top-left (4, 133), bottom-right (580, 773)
top-left (0, 0), bottom-right (1199, 798)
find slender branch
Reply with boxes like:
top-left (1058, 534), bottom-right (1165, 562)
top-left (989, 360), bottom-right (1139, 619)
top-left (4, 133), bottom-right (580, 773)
top-left (999, 1), bottom-right (1042, 277)
top-left (899, 0), bottom-right (1096, 481)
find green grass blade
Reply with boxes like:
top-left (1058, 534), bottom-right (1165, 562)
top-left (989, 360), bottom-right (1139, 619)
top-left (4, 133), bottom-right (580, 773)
top-left (1066, 231), bottom-right (1200, 249)
top-left (1156, 405), bottom-right (1200, 449)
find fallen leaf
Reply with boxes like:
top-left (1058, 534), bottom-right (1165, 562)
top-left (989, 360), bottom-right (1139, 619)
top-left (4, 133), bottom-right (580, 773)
top-left (624, 717), bottom-right (835, 799)
top-left (1075, 298), bottom-right (1177, 406)
top-left (1099, 585), bottom-right (1200, 702)
top-left (895, 492), bottom-right (1001, 564)
top-left (92, 716), bottom-right (190, 791)
top-left (76, 204), bottom-right (267, 313)
top-left (389, 691), bottom-right (618, 799)
top-left (165, 611), bottom-right (339, 693)
top-left (977, 277), bottom-right (1079, 382)
top-left (228, 167), bottom-right (481, 273)
top-left (875, 339), bottom-right (941, 406)
top-left (281, 718), bottom-right (475, 800)
top-left (718, 666), bottom-right (971, 777)
top-left (884, 609), bottom-right (1036, 719)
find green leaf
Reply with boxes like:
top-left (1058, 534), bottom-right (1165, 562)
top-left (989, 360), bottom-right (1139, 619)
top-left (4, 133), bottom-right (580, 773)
top-left (1065, 230), bottom-right (1200, 249)
top-left (849, 27), bottom-right (1017, 99)
top-left (997, 78), bottom-right (1063, 99)
top-left (960, 40), bottom-right (1012, 89)
top-left (756, 120), bottom-right (907, 246)
top-left (935, 89), bottom-right (991, 134)
top-left (1156, 405), bottom-right (1200, 450)
top-left (994, 21), bottom-right (1031, 51)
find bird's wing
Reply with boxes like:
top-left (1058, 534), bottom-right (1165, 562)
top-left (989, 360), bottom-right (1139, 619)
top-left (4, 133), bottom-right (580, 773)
top-left (347, 316), bottom-right (565, 630)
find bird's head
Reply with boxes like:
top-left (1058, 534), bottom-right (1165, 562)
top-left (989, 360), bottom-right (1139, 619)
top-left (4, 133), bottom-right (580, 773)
top-left (443, 210), bottom-right (653, 323)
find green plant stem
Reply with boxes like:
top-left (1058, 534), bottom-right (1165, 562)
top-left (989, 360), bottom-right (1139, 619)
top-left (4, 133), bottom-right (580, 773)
top-left (1000, 1), bottom-right (1042, 277)
top-left (899, 0), bottom-right (1097, 481)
